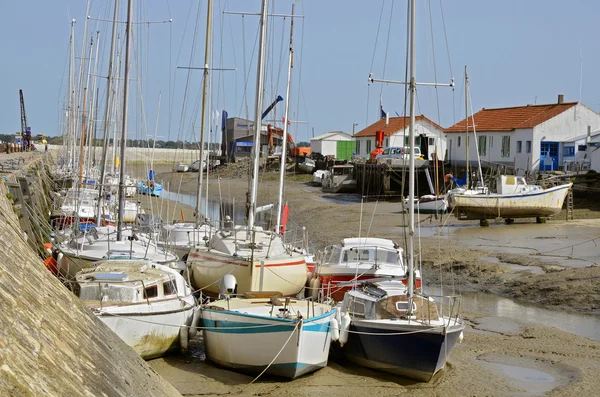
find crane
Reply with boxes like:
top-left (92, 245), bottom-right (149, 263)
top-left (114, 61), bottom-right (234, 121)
top-left (19, 89), bottom-right (32, 151)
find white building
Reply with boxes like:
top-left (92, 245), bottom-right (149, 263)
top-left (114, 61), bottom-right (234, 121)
top-left (352, 115), bottom-right (446, 160)
top-left (445, 95), bottom-right (600, 173)
top-left (310, 131), bottom-right (354, 158)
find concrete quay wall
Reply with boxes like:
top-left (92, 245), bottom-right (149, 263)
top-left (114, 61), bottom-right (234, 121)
top-left (0, 153), bottom-right (180, 397)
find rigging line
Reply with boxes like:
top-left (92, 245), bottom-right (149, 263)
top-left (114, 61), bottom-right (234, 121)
top-left (294, 3), bottom-right (305, 143)
top-left (237, 19), bottom-right (260, 120)
top-left (427, 0), bottom-right (443, 127)
top-left (241, 15), bottom-right (249, 119)
top-left (438, 0), bottom-right (456, 125)
top-left (379, 0), bottom-right (395, 99)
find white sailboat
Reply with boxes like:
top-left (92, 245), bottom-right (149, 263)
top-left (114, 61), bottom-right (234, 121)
top-left (335, 0), bottom-right (465, 381)
top-left (187, 0), bottom-right (307, 297)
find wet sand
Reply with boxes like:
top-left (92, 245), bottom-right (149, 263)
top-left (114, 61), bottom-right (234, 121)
top-left (144, 167), bottom-right (600, 396)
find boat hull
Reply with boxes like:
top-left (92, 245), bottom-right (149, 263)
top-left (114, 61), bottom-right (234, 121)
top-left (94, 297), bottom-right (196, 360)
top-left (201, 307), bottom-right (335, 379)
top-left (453, 183), bottom-right (572, 220)
top-left (137, 182), bottom-right (163, 197)
top-left (339, 320), bottom-right (464, 381)
top-left (187, 249), bottom-right (307, 296)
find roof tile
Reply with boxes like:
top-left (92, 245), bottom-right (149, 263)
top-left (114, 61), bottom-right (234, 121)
top-left (353, 115), bottom-right (443, 137)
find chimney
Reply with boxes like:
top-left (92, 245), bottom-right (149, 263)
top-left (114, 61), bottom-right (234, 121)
top-left (558, 94), bottom-right (564, 104)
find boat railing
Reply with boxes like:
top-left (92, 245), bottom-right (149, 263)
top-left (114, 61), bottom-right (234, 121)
top-left (423, 293), bottom-right (463, 327)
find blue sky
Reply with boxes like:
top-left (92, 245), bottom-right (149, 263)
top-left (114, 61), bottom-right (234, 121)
top-left (1, 0), bottom-right (599, 144)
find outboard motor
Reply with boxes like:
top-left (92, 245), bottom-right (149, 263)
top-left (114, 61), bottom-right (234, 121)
top-left (219, 274), bottom-right (238, 298)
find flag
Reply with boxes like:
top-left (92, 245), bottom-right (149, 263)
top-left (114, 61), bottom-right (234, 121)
top-left (282, 116), bottom-right (291, 126)
top-left (280, 203), bottom-right (290, 233)
top-left (380, 95), bottom-right (386, 119)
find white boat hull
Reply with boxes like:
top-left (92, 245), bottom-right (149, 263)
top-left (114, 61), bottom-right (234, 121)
top-left (453, 183), bottom-right (572, 220)
top-left (201, 306), bottom-right (335, 379)
top-left (187, 249), bottom-right (307, 296)
top-left (95, 298), bottom-right (196, 359)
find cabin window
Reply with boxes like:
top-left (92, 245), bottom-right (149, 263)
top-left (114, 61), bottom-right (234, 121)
top-left (578, 144), bottom-right (587, 151)
top-left (526, 140), bottom-right (532, 153)
top-left (349, 300), bottom-right (366, 316)
top-left (458, 136), bottom-right (461, 147)
top-left (366, 139), bottom-right (372, 153)
top-left (517, 141), bottom-right (522, 153)
top-left (563, 146), bottom-right (575, 156)
top-left (395, 300), bottom-right (417, 313)
top-left (143, 285), bottom-right (158, 299)
top-left (501, 136), bottom-right (511, 158)
top-left (478, 136), bottom-right (487, 156)
top-left (163, 280), bottom-right (177, 296)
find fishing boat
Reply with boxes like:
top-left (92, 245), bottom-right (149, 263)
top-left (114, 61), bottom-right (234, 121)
top-left (75, 259), bottom-right (198, 359)
top-left (452, 174), bottom-right (572, 222)
top-left (321, 164), bottom-right (356, 193)
top-left (311, 237), bottom-right (415, 302)
top-left (404, 194), bottom-right (448, 214)
top-left (187, 0), bottom-right (307, 298)
top-left (201, 282), bottom-right (337, 379)
top-left (334, 0), bottom-right (465, 381)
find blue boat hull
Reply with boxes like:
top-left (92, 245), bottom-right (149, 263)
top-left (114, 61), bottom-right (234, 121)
top-left (137, 182), bottom-right (163, 197)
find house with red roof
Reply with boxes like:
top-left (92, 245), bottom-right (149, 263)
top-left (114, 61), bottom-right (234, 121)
top-left (352, 115), bottom-right (446, 160)
top-left (445, 95), bottom-right (600, 173)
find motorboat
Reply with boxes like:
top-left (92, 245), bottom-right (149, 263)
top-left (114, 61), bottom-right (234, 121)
top-left (75, 260), bottom-right (198, 359)
top-left (298, 158), bottom-right (316, 174)
top-left (312, 169), bottom-right (330, 185)
top-left (321, 164), bottom-right (356, 193)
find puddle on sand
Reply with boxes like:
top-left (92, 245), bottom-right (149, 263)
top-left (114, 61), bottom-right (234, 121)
top-left (480, 256), bottom-right (544, 275)
top-left (477, 353), bottom-right (575, 396)
top-left (315, 194), bottom-right (362, 205)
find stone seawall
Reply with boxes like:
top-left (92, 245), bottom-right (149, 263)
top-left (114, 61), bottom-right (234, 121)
top-left (0, 154), bottom-right (180, 396)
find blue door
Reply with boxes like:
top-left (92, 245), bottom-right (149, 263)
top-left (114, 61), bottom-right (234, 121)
top-left (540, 142), bottom-right (559, 171)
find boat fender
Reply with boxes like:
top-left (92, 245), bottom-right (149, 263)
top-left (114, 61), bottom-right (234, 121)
top-left (335, 306), bottom-right (342, 326)
top-left (339, 312), bottom-right (351, 346)
top-left (188, 306), bottom-right (201, 339)
top-left (311, 278), bottom-right (321, 301)
top-left (458, 331), bottom-right (464, 344)
top-left (330, 317), bottom-right (340, 341)
top-left (306, 271), bottom-right (313, 286)
top-left (179, 326), bottom-right (189, 353)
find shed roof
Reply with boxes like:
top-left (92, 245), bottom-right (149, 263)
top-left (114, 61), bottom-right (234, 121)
top-left (311, 131), bottom-right (352, 141)
top-left (445, 102), bottom-right (578, 133)
top-left (353, 115), bottom-right (443, 137)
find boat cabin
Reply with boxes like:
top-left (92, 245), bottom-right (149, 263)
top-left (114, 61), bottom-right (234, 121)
top-left (321, 238), bottom-right (405, 273)
top-left (496, 175), bottom-right (542, 195)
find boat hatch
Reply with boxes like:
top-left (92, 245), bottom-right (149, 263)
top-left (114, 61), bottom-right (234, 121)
top-left (93, 272), bottom-right (128, 281)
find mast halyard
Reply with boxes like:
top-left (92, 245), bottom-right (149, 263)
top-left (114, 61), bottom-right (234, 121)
top-left (275, 4), bottom-right (295, 233)
top-left (247, 0), bottom-right (269, 232)
top-left (97, 0), bottom-right (119, 226)
top-left (465, 65), bottom-right (470, 189)
top-left (195, 0), bottom-right (213, 227)
top-left (407, 0), bottom-right (416, 300)
top-left (116, 0), bottom-right (133, 242)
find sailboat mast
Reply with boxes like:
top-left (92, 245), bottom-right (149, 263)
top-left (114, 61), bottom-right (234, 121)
top-left (68, 20), bottom-right (76, 169)
top-left (275, 4), bottom-right (295, 233)
top-left (407, 0), bottom-right (416, 299)
top-left (195, 0), bottom-right (213, 227)
top-left (116, 0), bottom-right (133, 241)
top-left (248, 0), bottom-right (269, 231)
top-left (78, 87), bottom-right (88, 185)
top-left (465, 65), bottom-right (469, 189)
top-left (96, 0), bottom-right (119, 226)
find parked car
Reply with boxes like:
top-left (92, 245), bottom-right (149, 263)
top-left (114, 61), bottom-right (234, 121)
top-left (376, 146), bottom-right (423, 160)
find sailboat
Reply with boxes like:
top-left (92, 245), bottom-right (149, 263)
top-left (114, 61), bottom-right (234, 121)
top-left (334, 0), bottom-right (465, 381)
top-left (186, 1), bottom-right (307, 298)
top-left (447, 67), bottom-right (573, 224)
top-left (200, 5), bottom-right (336, 379)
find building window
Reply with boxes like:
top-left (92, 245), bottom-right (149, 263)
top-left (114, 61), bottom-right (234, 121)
top-left (501, 136), bottom-right (511, 158)
top-left (578, 144), bottom-right (587, 151)
top-left (385, 138), bottom-right (389, 147)
top-left (356, 140), bottom-right (361, 155)
top-left (428, 137), bottom-right (435, 145)
top-left (478, 135), bottom-right (487, 156)
top-left (404, 136), bottom-right (409, 146)
top-left (563, 146), bottom-right (575, 156)
top-left (517, 141), bottom-right (522, 153)
top-left (458, 136), bottom-right (461, 147)
top-left (366, 139), bottom-right (372, 153)
top-left (490, 136), bottom-right (494, 148)
top-left (526, 140), bottom-right (532, 153)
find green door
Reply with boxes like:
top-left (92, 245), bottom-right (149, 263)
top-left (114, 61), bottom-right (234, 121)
top-left (336, 141), bottom-right (356, 161)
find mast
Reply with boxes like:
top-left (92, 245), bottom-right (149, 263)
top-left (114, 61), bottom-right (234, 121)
top-left (116, 0), bottom-right (133, 241)
top-left (96, 0), bottom-right (118, 225)
top-left (275, 4), bottom-right (295, 233)
top-left (78, 87), bottom-right (88, 185)
top-left (407, 0), bottom-right (416, 299)
top-left (248, 0), bottom-right (269, 231)
top-left (195, 0), bottom-right (213, 227)
top-left (68, 20), bottom-right (76, 169)
top-left (464, 65), bottom-right (469, 189)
